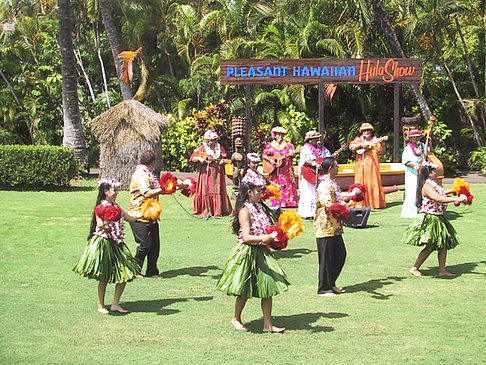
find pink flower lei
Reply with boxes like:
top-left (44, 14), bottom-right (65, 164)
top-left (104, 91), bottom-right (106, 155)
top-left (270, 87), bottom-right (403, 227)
top-left (136, 164), bottom-right (160, 188)
top-left (305, 142), bottom-right (323, 157)
top-left (408, 141), bottom-right (423, 157)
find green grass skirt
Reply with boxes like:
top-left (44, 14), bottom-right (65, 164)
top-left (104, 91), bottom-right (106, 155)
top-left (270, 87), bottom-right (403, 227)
top-left (216, 243), bottom-right (290, 298)
top-left (73, 235), bottom-right (140, 283)
top-left (401, 213), bottom-right (460, 251)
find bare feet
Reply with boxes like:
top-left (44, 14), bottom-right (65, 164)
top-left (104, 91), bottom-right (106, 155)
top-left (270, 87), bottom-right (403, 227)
top-left (150, 275), bottom-right (163, 279)
top-left (231, 318), bottom-right (247, 331)
top-left (134, 273), bottom-right (144, 279)
top-left (409, 267), bottom-right (423, 277)
top-left (318, 291), bottom-right (338, 297)
top-left (438, 271), bottom-right (456, 277)
top-left (263, 326), bottom-right (285, 333)
top-left (110, 305), bottom-right (129, 313)
top-left (332, 287), bottom-right (346, 294)
top-left (97, 306), bottom-right (109, 314)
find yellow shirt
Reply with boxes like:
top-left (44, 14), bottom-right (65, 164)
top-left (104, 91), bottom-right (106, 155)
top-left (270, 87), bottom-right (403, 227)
top-left (313, 176), bottom-right (344, 238)
top-left (128, 167), bottom-right (158, 222)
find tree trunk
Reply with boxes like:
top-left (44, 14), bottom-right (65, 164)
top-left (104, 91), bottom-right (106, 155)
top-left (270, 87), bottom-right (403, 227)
top-left (98, 0), bottom-right (132, 100)
top-left (371, 0), bottom-right (432, 122)
top-left (58, 0), bottom-right (87, 162)
top-left (443, 61), bottom-right (482, 147)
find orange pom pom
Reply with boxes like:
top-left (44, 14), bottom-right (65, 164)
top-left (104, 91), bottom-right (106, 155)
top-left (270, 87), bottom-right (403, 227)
top-left (141, 198), bottom-right (162, 220)
top-left (277, 210), bottom-right (304, 239)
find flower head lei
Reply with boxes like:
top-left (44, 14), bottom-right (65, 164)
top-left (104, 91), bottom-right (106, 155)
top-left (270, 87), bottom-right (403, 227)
top-left (97, 178), bottom-right (121, 189)
top-left (421, 161), bottom-right (439, 169)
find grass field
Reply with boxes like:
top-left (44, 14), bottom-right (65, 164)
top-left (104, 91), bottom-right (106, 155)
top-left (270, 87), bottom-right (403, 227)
top-left (1, 181), bottom-right (485, 364)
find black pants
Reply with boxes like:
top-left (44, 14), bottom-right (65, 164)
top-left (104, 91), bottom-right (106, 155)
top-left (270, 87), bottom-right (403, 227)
top-left (316, 236), bottom-right (346, 293)
top-left (130, 220), bottom-right (160, 276)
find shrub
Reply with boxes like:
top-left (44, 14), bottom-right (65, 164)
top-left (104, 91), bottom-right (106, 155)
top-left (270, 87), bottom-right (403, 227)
top-left (0, 145), bottom-right (78, 188)
top-left (469, 147), bottom-right (486, 175)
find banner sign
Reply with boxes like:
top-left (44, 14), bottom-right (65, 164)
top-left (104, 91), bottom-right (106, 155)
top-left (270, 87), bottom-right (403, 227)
top-left (220, 58), bottom-right (422, 85)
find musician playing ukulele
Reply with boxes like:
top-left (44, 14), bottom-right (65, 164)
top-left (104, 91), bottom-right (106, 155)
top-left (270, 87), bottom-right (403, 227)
top-left (189, 130), bottom-right (233, 217)
top-left (262, 126), bottom-right (298, 208)
top-left (348, 122), bottom-right (388, 209)
top-left (297, 131), bottom-right (332, 219)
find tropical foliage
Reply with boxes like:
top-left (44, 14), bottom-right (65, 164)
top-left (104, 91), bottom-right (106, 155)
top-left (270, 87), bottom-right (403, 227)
top-left (0, 0), bottom-right (484, 171)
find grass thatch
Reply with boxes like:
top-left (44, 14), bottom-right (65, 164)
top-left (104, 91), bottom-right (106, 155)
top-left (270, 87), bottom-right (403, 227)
top-left (91, 100), bottom-right (169, 188)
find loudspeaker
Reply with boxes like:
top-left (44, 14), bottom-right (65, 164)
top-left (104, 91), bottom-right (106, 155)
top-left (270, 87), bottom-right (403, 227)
top-left (344, 207), bottom-right (371, 228)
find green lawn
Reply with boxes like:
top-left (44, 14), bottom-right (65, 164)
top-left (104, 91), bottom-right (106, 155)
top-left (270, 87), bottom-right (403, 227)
top-left (1, 182), bottom-right (485, 364)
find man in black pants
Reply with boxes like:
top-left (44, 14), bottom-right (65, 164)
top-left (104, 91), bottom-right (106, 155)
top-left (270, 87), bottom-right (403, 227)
top-left (128, 151), bottom-right (164, 279)
top-left (313, 157), bottom-right (354, 296)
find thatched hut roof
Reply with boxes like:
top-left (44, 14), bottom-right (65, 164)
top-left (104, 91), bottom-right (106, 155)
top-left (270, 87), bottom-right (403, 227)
top-left (91, 100), bottom-right (169, 188)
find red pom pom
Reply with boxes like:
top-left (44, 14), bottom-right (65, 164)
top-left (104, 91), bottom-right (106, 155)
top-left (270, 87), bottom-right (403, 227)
top-left (329, 202), bottom-right (350, 221)
top-left (180, 177), bottom-right (197, 197)
top-left (159, 173), bottom-right (178, 194)
top-left (265, 223), bottom-right (289, 250)
top-left (348, 183), bottom-right (366, 202)
top-left (95, 204), bottom-right (123, 221)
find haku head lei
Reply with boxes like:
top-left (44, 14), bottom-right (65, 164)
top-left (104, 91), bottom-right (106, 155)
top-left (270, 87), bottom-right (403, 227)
top-left (97, 178), bottom-right (121, 189)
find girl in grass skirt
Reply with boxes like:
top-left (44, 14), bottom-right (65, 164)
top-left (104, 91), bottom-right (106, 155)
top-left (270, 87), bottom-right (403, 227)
top-left (401, 162), bottom-right (466, 277)
top-left (73, 178), bottom-right (140, 314)
top-left (217, 182), bottom-right (289, 333)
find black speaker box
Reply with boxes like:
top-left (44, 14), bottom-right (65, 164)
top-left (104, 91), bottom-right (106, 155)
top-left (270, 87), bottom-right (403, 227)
top-left (344, 207), bottom-right (371, 228)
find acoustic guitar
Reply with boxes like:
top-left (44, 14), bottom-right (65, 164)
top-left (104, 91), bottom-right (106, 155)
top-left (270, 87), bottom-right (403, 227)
top-left (262, 152), bottom-right (285, 175)
top-left (301, 143), bottom-right (349, 184)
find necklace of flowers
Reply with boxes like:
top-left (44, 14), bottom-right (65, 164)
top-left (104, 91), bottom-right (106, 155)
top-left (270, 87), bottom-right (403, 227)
top-left (320, 175), bottom-right (343, 202)
top-left (305, 142), bottom-right (323, 157)
top-left (97, 200), bottom-right (125, 243)
top-left (203, 142), bottom-right (221, 159)
top-left (408, 142), bottom-right (423, 156)
top-left (270, 140), bottom-right (288, 152)
top-left (136, 164), bottom-right (160, 188)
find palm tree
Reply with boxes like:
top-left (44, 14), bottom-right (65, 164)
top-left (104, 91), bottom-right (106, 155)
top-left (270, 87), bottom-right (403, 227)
top-left (58, 0), bottom-right (87, 162)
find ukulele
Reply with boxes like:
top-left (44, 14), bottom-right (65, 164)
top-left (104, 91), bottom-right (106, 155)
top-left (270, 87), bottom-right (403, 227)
top-left (194, 151), bottom-right (231, 165)
top-left (262, 152), bottom-right (285, 174)
top-left (355, 136), bottom-right (389, 155)
top-left (301, 142), bottom-right (349, 184)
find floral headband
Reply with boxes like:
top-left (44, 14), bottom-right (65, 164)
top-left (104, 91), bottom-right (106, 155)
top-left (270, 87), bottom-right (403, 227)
top-left (421, 161), bottom-right (439, 169)
top-left (247, 153), bottom-right (261, 163)
top-left (97, 178), bottom-right (121, 189)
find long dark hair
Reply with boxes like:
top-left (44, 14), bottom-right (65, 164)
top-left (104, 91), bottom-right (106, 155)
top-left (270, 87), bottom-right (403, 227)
top-left (87, 182), bottom-right (111, 240)
top-left (416, 165), bottom-right (436, 208)
top-left (232, 182), bottom-right (258, 234)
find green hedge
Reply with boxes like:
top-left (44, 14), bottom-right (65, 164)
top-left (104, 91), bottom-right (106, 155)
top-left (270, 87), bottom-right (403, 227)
top-left (0, 145), bottom-right (78, 188)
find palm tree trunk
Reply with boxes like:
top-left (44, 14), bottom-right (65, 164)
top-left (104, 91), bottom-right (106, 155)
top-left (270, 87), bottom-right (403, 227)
top-left (58, 0), bottom-right (87, 162)
top-left (94, 24), bottom-right (111, 108)
top-left (371, 0), bottom-right (432, 122)
top-left (98, 0), bottom-right (132, 100)
top-left (443, 61), bottom-right (482, 147)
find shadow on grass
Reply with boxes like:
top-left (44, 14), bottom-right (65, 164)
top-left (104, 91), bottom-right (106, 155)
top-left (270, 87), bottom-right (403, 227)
top-left (344, 276), bottom-right (406, 299)
top-left (420, 261), bottom-right (486, 279)
top-left (274, 248), bottom-right (315, 259)
top-left (383, 201), bottom-right (403, 208)
top-left (122, 296), bottom-right (214, 315)
top-left (245, 312), bottom-right (348, 333)
top-left (160, 265), bottom-right (220, 279)
top-left (443, 211), bottom-right (463, 221)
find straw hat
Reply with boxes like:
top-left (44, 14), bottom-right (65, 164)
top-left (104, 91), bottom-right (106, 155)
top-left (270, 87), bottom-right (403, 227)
top-left (359, 122), bottom-right (374, 132)
top-left (304, 131), bottom-right (321, 140)
top-left (203, 130), bottom-right (219, 140)
top-left (271, 126), bottom-right (287, 134)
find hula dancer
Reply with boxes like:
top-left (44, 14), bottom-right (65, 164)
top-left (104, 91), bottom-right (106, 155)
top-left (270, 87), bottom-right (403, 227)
top-left (217, 182), bottom-right (289, 333)
top-left (73, 178), bottom-right (139, 314)
top-left (401, 162), bottom-right (466, 277)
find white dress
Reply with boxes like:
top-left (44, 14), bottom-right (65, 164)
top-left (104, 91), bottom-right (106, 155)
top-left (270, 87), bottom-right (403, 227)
top-left (297, 143), bottom-right (331, 218)
top-left (400, 142), bottom-right (426, 218)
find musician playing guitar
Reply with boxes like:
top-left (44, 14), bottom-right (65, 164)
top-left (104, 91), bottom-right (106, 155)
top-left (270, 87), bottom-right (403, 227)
top-left (189, 130), bottom-right (233, 217)
top-left (348, 122), bottom-right (388, 209)
top-left (262, 126), bottom-right (298, 208)
top-left (297, 131), bottom-right (332, 219)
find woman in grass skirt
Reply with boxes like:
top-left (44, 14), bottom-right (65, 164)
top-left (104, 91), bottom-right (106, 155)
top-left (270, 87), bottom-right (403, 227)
top-left (217, 182), bottom-right (289, 333)
top-left (401, 162), bottom-right (466, 277)
top-left (73, 178), bottom-right (140, 314)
